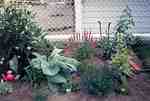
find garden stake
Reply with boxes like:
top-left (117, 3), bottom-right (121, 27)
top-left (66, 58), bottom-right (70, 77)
top-left (107, 22), bottom-right (111, 41)
top-left (98, 21), bottom-right (102, 40)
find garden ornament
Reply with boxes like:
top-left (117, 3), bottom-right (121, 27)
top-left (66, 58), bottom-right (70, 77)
top-left (2, 70), bottom-right (15, 81)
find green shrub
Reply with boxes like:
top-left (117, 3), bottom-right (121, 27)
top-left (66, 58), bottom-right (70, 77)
top-left (96, 37), bottom-right (115, 59)
top-left (0, 5), bottom-right (46, 74)
top-left (75, 41), bottom-right (94, 61)
top-left (0, 81), bottom-right (13, 95)
top-left (80, 64), bottom-right (115, 95)
top-left (79, 62), bottom-right (96, 74)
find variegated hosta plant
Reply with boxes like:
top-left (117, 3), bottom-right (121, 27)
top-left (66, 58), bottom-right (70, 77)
top-left (25, 48), bottom-right (80, 90)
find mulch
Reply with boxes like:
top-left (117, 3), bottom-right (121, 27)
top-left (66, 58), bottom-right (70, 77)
top-left (1, 74), bottom-right (149, 101)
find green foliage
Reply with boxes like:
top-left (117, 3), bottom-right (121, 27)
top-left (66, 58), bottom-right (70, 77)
top-left (115, 33), bottom-right (126, 50)
top-left (33, 94), bottom-right (47, 101)
top-left (80, 64), bottom-right (115, 95)
top-left (112, 33), bottom-right (132, 76)
top-left (25, 48), bottom-right (80, 90)
top-left (0, 81), bottom-right (13, 95)
top-left (25, 67), bottom-right (46, 86)
top-left (79, 62), bottom-right (96, 74)
top-left (111, 33), bottom-right (131, 94)
top-left (9, 56), bottom-right (18, 73)
top-left (115, 6), bottom-right (135, 46)
top-left (97, 37), bottom-right (115, 59)
top-left (33, 38), bottom-right (53, 57)
top-left (51, 41), bottom-right (66, 49)
top-left (60, 78), bottom-right (80, 93)
top-left (119, 75), bottom-right (129, 95)
top-left (75, 41), bottom-right (94, 61)
top-left (0, 5), bottom-right (46, 73)
top-left (112, 48), bottom-right (132, 76)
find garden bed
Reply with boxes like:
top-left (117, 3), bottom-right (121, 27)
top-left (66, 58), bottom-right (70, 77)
top-left (0, 74), bottom-right (150, 101)
top-left (0, 4), bottom-right (150, 101)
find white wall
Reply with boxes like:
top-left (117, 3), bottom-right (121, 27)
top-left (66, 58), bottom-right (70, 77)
top-left (75, 0), bottom-right (82, 33)
top-left (80, 0), bottom-right (150, 34)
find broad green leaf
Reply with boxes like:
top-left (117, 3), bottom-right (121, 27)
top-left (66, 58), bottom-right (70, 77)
top-left (9, 56), bottom-right (18, 73)
top-left (42, 63), bottom-right (60, 76)
top-left (32, 52), bottom-right (47, 60)
top-left (31, 52), bottom-right (48, 69)
top-left (58, 61), bottom-right (77, 72)
top-left (48, 74), bottom-right (67, 83)
top-left (56, 55), bottom-right (79, 71)
top-left (50, 48), bottom-right (63, 57)
top-left (31, 59), bottom-right (41, 69)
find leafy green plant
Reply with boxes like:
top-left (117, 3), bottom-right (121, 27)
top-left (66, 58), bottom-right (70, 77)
top-left (25, 48), bottom-right (80, 91)
top-left (75, 41), bottom-right (94, 61)
top-left (115, 6), bottom-right (135, 46)
top-left (97, 37), bottom-right (115, 59)
top-left (112, 33), bottom-right (132, 94)
top-left (79, 62), bottom-right (96, 75)
top-left (0, 5), bottom-right (46, 74)
top-left (33, 38), bottom-right (53, 57)
top-left (0, 81), bottom-right (13, 95)
top-left (80, 64), bottom-right (115, 95)
top-left (112, 48), bottom-right (132, 76)
top-left (79, 62), bottom-right (128, 95)
top-left (112, 33), bottom-right (132, 76)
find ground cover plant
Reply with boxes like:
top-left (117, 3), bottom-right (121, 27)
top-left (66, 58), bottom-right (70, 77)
top-left (0, 81), bottom-right (13, 95)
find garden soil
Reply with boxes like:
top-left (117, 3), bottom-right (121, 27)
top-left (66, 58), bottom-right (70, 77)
top-left (0, 74), bottom-right (150, 101)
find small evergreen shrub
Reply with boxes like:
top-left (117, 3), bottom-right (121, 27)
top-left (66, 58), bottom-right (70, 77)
top-left (80, 64), bottom-right (116, 95)
top-left (75, 41), bottom-right (94, 61)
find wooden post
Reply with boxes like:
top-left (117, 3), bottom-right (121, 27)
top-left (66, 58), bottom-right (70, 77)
top-left (75, 0), bottom-right (82, 33)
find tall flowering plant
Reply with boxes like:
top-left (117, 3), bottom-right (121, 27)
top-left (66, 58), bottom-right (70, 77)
top-left (64, 32), bottom-right (97, 56)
